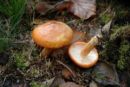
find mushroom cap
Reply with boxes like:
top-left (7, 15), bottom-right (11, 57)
top-left (32, 21), bottom-right (73, 48)
top-left (68, 42), bottom-right (98, 68)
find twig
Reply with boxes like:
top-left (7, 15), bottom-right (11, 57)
top-left (56, 60), bottom-right (76, 77)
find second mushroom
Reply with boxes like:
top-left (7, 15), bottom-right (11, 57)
top-left (68, 36), bottom-right (99, 68)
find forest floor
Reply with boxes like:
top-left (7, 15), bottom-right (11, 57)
top-left (0, 0), bottom-right (130, 87)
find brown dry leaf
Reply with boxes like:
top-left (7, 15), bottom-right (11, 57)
top-left (71, 30), bottom-right (86, 44)
top-left (68, 0), bottom-right (96, 19)
top-left (36, 2), bottom-right (47, 14)
top-left (35, 2), bottom-right (53, 14)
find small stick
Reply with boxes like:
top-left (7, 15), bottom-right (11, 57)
top-left (56, 60), bottom-right (76, 77)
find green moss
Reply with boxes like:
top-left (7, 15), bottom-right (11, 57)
top-left (30, 81), bottom-right (48, 87)
top-left (100, 25), bottom-right (130, 70)
top-left (110, 25), bottom-right (130, 40)
top-left (99, 13), bottom-right (112, 24)
top-left (117, 40), bottom-right (130, 70)
top-left (100, 40), bottom-right (119, 61)
top-left (117, 58), bottom-right (126, 70)
top-left (114, 3), bottom-right (130, 20)
top-left (27, 67), bottom-right (41, 78)
top-left (13, 51), bottom-right (30, 70)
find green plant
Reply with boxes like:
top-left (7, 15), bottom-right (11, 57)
top-left (117, 40), bottom-right (130, 70)
top-left (12, 51), bottom-right (30, 70)
top-left (0, 0), bottom-right (26, 33)
top-left (100, 25), bottom-right (130, 70)
top-left (0, 19), bottom-right (11, 53)
top-left (110, 25), bottom-right (130, 40)
top-left (100, 13), bottom-right (112, 24)
top-left (0, 0), bottom-right (26, 53)
top-left (30, 81), bottom-right (47, 87)
top-left (0, 38), bottom-right (10, 53)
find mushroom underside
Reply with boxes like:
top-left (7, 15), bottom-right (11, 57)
top-left (69, 42), bottom-right (98, 68)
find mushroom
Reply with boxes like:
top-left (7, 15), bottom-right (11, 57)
top-left (68, 36), bottom-right (99, 68)
top-left (32, 20), bottom-right (73, 57)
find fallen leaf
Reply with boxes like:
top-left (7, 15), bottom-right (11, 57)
top-left (101, 20), bottom-right (113, 39)
top-left (35, 2), bottom-right (47, 13)
top-left (35, 2), bottom-right (53, 14)
top-left (92, 62), bottom-right (119, 86)
top-left (34, 0), bottom-right (96, 20)
top-left (71, 30), bottom-right (86, 44)
top-left (55, 0), bottom-right (96, 19)
top-left (68, 0), bottom-right (96, 19)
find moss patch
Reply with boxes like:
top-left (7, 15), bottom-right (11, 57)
top-left (117, 40), bottom-right (130, 70)
top-left (30, 81), bottom-right (48, 87)
top-left (13, 51), bottom-right (30, 70)
top-left (100, 25), bottom-right (130, 70)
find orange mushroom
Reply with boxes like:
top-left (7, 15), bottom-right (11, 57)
top-left (68, 36), bottom-right (99, 68)
top-left (32, 20), bottom-right (73, 57)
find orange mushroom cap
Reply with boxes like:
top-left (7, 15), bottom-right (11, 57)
top-left (32, 21), bottom-right (73, 48)
top-left (68, 42), bottom-right (98, 68)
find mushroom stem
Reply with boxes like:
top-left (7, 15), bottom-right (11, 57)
top-left (81, 36), bottom-right (98, 58)
top-left (40, 48), bottom-right (53, 58)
